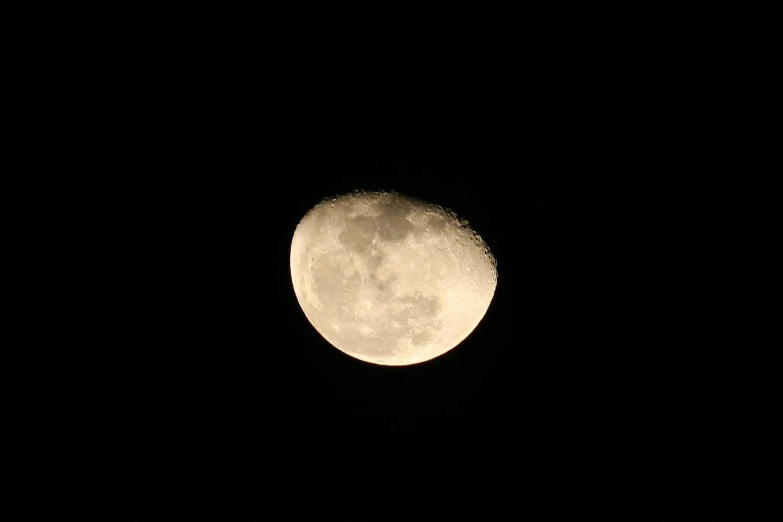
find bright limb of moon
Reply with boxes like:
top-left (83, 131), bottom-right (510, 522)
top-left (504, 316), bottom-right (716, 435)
top-left (290, 190), bottom-right (497, 366)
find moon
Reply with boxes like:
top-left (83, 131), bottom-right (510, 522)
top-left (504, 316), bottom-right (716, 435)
top-left (290, 190), bottom-right (497, 366)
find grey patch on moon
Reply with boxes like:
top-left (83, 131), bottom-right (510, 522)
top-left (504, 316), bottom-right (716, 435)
top-left (338, 215), bottom-right (375, 252)
top-left (375, 197), bottom-right (416, 242)
top-left (290, 189), bottom-right (497, 366)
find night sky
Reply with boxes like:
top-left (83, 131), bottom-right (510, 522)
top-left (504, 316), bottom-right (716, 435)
top-left (7, 5), bottom-right (779, 518)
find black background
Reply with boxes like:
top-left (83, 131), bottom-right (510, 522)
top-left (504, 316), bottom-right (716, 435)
top-left (6, 4), bottom-right (781, 519)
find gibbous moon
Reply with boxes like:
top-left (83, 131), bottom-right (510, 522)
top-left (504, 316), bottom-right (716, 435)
top-left (290, 190), bottom-right (497, 366)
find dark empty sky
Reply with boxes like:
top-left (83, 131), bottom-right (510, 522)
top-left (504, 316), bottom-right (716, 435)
top-left (6, 5), bottom-right (780, 519)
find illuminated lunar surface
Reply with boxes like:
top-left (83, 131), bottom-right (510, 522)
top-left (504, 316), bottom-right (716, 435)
top-left (290, 190), bottom-right (497, 366)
